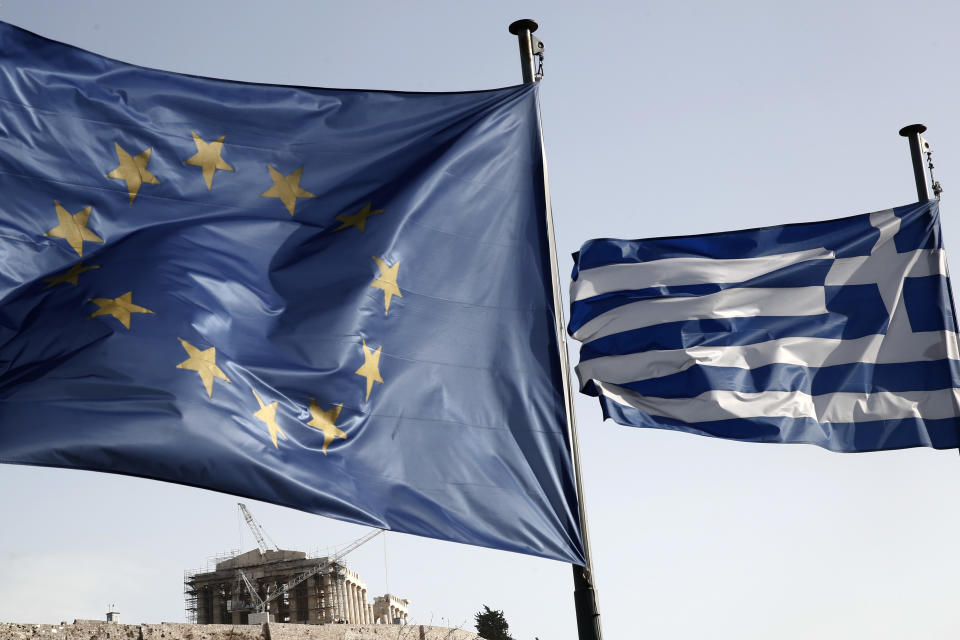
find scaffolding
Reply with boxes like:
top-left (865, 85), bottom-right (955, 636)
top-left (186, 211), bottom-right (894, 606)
top-left (184, 552), bottom-right (354, 624)
top-left (184, 549), bottom-right (241, 624)
top-left (183, 569), bottom-right (198, 624)
top-left (184, 505), bottom-right (381, 625)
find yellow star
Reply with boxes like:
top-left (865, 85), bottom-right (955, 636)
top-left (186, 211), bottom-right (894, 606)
top-left (335, 202), bottom-right (385, 232)
top-left (260, 165), bottom-right (315, 215)
top-left (252, 389), bottom-right (287, 449)
top-left (370, 256), bottom-right (402, 314)
top-left (107, 142), bottom-right (160, 204)
top-left (43, 262), bottom-right (99, 288)
top-left (89, 291), bottom-right (154, 329)
top-left (45, 202), bottom-right (103, 256)
top-left (184, 131), bottom-right (234, 190)
top-left (176, 338), bottom-right (230, 398)
top-left (354, 340), bottom-right (384, 402)
top-left (306, 399), bottom-right (347, 454)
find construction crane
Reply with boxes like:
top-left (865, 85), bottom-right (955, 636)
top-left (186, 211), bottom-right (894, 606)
top-left (281, 529), bottom-right (382, 595)
top-left (232, 568), bottom-right (264, 613)
top-left (247, 528), bottom-right (384, 620)
top-left (238, 503), bottom-right (279, 555)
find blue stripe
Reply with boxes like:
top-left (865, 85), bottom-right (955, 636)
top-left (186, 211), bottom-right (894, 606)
top-left (573, 201), bottom-right (937, 271)
top-left (568, 259), bottom-right (834, 334)
top-left (595, 394), bottom-right (960, 452)
top-left (577, 284), bottom-right (888, 358)
top-left (607, 359), bottom-right (960, 398)
top-left (904, 275), bottom-right (958, 333)
top-left (894, 202), bottom-right (941, 252)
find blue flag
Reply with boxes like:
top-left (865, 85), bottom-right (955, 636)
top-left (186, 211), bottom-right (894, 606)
top-left (570, 201), bottom-right (960, 452)
top-left (0, 22), bottom-right (584, 564)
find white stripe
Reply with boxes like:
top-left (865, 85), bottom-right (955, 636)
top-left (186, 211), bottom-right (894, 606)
top-left (576, 331), bottom-right (960, 385)
top-left (593, 380), bottom-right (960, 423)
top-left (572, 248), bottom-right (833, 301)
top-left (825, 248), bottom-right (947, 286)
top-left (571, 286), bottom-right (827, 343)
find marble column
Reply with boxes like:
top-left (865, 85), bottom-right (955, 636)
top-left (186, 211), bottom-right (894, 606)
top-left (320, 574), bottom-right (332, 623)
top-left (352, 583), bottom-right (360, 624)
top-left (336, 580), bottom-right (345, 622)
top-left (211, 591), bottom-right (223, 624)
top-left (350, 582), bottom-right (360, 624)
top-left (346, 582), bottom-right (354, 623)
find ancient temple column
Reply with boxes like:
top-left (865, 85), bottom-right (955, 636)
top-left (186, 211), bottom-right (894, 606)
top-left (211, 590), bottom-right (223, 624)
top-left (354, 583), bottom-right (362, 624)
top-left (336, 580), bottom-right (346, 622)
top-left (346, 581), bottom-right (354, 623)
top-left (320, 574), bottom-right (332, 623)
top-left (352, 582), bottom-right (361, 624)
top-left (356, 584), bottom-right (364, 624)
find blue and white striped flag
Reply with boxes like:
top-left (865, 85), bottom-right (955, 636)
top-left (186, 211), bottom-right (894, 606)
top-left (569, 201), bottom-right (960, 452)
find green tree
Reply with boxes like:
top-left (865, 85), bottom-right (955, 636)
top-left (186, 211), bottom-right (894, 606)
top-left (474, 605), bottom-right (514, 640)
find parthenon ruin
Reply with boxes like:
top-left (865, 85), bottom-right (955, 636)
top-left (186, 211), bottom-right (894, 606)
top-left (184, 548), bottom-right (409, 625)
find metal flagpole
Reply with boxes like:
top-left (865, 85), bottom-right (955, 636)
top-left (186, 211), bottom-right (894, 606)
top-left (508, 19), bottom-right (603, 640)
top-left (899, 124), bottom-right (931, 202)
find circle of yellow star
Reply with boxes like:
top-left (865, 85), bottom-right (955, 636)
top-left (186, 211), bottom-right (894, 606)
top-left (107, 142), bottom-right (160, 204)
top-left (354, 340), bottom-right (384, 402)
top-left (335, 202), bottom-right (385, 233)
top-left (176, 338), bottom-right (230, 398)
top-left (370, 256), bottom-right (402, 314)
top-left (89, 291), bottom-right (154, 329)
top-left (252, 389), bottom-right (287, 449)
top-left (185, 131), bottom-right (234, 190)
top-left (44, 262), bottom-right (99, 288)
top-left (307, 398), bottom-right (347, 454)
top-left (45, 202), bottom-right (103, 257)
top-left (260, 165), bottom-right (316, 215)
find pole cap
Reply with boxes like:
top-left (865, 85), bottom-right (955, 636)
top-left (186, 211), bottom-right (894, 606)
top-left (508, 19), bottom-right (539, 35)
top-left (899, 124), bottom-right (927, 137)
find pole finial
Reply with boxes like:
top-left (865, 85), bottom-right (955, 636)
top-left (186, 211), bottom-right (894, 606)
top-left (899, 123), bottom-right (927, 137)
top-left (508, 19), bottom-right (539, 35)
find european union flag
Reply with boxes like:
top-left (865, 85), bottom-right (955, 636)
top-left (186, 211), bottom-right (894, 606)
top-left (0, 22), bottom-right (584, 564)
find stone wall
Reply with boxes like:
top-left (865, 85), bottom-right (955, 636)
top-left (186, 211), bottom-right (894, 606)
top-left (0, 621), bottom-right (479, 640)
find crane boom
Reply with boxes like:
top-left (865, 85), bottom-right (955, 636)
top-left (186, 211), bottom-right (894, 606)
top-left (238, 503), bottom-right (279, 554)
top-left (255, 529), bottom-right (384, 612)
top-left (333, 529), bottom-right (382, 560)
top-left (237, 568), bottom-right (264, 609)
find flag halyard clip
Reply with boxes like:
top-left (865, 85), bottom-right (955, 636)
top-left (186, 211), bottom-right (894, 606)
top-left (532, 36), bottom-right (545, 80)
top-left (920, 135), bottom-right (944, 199)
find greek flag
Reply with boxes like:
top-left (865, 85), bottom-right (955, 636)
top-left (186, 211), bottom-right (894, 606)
top-left (569, 201), bottom-right (960, 452)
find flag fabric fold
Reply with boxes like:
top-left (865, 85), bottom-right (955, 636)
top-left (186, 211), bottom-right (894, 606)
top-left (570, 201), bottom-right (960, 452)
top-left (0, 21), bottom-right (584, 564)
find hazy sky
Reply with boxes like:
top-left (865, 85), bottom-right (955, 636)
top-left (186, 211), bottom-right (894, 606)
top-left (2, 2), bottom-right (960, 639)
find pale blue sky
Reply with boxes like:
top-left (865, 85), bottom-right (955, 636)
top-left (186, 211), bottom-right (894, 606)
top-left (2, 1), bottom-right (960, 639)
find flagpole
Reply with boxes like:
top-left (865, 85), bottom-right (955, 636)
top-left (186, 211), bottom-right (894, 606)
top-left (899, 124), bottom-right (931, 202)
top-left (508, 19), bottom-right (603, 640)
